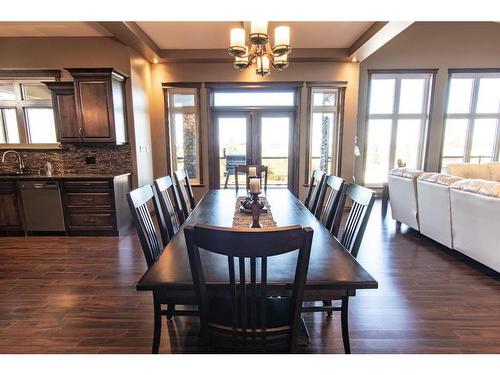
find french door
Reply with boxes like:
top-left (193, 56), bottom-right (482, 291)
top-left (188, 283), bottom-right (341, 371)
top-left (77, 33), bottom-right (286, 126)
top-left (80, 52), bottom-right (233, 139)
top-left (212, 110), bottom-right (296, 191)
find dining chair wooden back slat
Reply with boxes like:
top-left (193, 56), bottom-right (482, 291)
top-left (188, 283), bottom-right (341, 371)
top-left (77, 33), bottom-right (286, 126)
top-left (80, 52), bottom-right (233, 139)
top-left (174, 169), bottom-right (196, 221)
top-left (339, 184), bottom-right (375, 258)
top-left (184, 224), bottom-right (313, 353)
top-left (304, 170), bottom-right (326, 214)
top-left (153, 175), bottom-right (183, 246)
top-left (315, 175), bottom-right (347, 236)
top-left (127, 185), bottom-right (163, 267)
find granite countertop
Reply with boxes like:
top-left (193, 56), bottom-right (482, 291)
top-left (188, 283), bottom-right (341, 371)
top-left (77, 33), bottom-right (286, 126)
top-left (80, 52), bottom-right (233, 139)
top-left (0, 172), bottom-right (132, 180)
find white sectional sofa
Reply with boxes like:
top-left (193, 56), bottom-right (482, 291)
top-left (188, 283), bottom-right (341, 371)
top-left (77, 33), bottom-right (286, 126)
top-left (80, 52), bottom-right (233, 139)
top-left (417, 173), bottom-right (463, 248)
top-left (450, 179), bottom-right (500, 273)
top-left (388, 162), bottom-right (500, 273)
top-left (387, 168), bottom-right (423, 230)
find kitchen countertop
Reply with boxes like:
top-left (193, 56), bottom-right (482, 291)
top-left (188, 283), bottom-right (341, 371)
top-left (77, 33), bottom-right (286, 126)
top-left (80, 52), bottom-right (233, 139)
top-left (0, 172), bottom-right (132, 180)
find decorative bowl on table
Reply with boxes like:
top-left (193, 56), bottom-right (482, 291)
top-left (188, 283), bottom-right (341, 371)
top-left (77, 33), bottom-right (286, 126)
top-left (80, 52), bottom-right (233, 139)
top-left (239, 196), bottom-right (268, 213)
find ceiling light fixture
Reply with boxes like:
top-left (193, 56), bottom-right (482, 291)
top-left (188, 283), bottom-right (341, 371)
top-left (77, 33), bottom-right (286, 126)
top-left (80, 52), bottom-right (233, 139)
top-left (229, 22), bottom-right (291, 76)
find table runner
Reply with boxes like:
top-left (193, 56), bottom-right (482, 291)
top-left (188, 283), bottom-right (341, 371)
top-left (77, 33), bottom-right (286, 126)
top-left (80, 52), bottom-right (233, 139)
top-left (232, 196), bottom-right (277, 228)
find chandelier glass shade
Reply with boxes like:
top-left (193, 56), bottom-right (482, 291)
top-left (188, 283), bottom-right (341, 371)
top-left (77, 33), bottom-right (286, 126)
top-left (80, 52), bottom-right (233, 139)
top-left (229, 22), bottom-right (291, 76)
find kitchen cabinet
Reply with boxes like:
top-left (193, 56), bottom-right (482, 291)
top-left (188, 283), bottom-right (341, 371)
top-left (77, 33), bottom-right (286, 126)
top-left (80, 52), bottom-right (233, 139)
top-left (0, 180), bottom-right (22, 235)
top-left (44, 82), bottom-right (79, 143)
top-left (61, 174), bottom-right (132, 236)
top-left (65, 68), bottom-right (128, 144)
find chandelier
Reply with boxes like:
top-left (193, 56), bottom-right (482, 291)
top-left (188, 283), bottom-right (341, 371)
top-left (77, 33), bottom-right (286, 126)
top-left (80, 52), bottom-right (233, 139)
top-left (228, 22), bottom-right (291, 76)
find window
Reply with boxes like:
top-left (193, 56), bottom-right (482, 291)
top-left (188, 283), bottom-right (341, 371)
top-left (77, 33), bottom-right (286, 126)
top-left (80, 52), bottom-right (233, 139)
top-left (307, 87), bottom-right (341, 179)
top-left (364, 72), bottom-right (434, 185)
top-left (441, 71), bottom-right (500, 168)
top-left (166, 87), bottom-right (201, 184)
top-left (0, 78), bottom-right (57, 146)
top-left (213, 91), bottom-right (295, 107)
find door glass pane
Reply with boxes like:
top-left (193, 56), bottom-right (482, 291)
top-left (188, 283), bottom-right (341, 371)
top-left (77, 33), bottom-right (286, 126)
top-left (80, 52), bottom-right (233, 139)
top-left (218, 117), bottom-right (247, 187)
top-left (313, 91), bottom-right (336, 106)
top-left (0, 83), bottom-right (16, 100)
top-left (470, 119), bottom-right (497, 162)
top-left (25, 108), bottom-right (56, 143)
top-left (310, 112), bottom-right (335, 174)
top-left (213, 92), bottom-right (294, 107)
top-left (447, 78), bottom-right (473, 114)
top-left (1, 108), bottom-right (20, 143)
top-left (365, 119), bottom-right (392, 184)
top-left (399, 79), bottom-right (425, 114)
top-left (476, 78), bottom-right (500, 114)
top-left (173, 113), bottom-right (199, 183)
top-left (173, 93), bottom-right (195, 107)
top-left (369, 79), bottom-right (395, 114)
top-left (441, 119), bottom-right (468, 167)
top-left (21, 84), bottom-right (51, 100)
top-left (261, 117), bottom-right (289, 186)
top-left (395, 119), bottom-right (421, 168)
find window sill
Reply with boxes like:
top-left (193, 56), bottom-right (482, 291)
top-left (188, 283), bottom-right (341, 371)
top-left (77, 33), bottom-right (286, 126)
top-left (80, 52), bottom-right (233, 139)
top-left (0, 143), bottom-right (62, 150)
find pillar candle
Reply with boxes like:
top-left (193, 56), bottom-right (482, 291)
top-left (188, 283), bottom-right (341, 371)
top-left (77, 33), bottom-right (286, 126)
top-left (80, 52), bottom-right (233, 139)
top-left (249, 178), bottom-right (260, 193)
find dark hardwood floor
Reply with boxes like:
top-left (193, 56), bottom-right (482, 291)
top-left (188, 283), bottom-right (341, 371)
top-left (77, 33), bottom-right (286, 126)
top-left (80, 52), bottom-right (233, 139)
top-left (0, 200), bottom-right (499, 354)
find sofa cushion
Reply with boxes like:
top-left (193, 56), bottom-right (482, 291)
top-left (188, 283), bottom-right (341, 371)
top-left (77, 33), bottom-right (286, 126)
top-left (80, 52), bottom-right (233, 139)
top-left (389, 167), bottom-right (423, 180)
top-left (445, 163), bottom-right (491, 180)
top-left (487, 162), bottom-right (500, 182)
top-left (418, 172), bottom-right (463, 186)
top-left (450, 179), bottom-right (500, 198)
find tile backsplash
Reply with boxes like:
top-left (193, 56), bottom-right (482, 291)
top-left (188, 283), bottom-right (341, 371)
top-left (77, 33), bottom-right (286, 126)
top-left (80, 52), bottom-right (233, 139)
top-left (0, 144), bottom-right (132, 175)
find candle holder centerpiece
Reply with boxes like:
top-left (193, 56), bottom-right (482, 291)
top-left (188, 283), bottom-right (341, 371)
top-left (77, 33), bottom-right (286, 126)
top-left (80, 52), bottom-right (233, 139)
top-left (239, 177), bottom-right (263, 228)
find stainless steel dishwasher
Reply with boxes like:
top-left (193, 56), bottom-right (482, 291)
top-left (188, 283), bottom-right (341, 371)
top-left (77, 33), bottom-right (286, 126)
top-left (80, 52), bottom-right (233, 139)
top-left (18, 180), bottom-right (66, 232)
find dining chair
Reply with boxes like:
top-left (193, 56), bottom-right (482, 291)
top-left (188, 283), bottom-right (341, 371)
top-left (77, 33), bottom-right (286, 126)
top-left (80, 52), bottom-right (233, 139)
top-left (234, 164), bottom-right (268, 191)
top-left (174, 169), bottom-right (196, 220)
top-left (304, 169), bottom-right (326, 214)
top-left (152, 175), bottom-right (183, 247)
top-left (127, 185), bottom-right (197, 354)
top-left (302, 183), bottom-right (375, 354)
top-left (184, 224), bottom-right (314, 353)
top-left (315, 175), bottom-right (347, 237)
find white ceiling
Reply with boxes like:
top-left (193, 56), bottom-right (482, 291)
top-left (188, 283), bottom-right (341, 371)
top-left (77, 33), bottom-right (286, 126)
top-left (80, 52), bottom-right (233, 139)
top-left (137, 21), bottom-right (375, 49)
top-left (0, 22), bottom-right (111, 37)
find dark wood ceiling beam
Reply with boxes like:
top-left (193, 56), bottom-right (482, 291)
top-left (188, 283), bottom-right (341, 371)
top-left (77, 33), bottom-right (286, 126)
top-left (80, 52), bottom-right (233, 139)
top-left (98, 21), bottom-right (161, 63)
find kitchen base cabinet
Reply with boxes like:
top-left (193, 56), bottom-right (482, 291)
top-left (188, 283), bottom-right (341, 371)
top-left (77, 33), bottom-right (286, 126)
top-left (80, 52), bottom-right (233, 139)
top-left (61, 174), bottom-right (132, 236)
top-left (0, 181), bottom-right (23, 235)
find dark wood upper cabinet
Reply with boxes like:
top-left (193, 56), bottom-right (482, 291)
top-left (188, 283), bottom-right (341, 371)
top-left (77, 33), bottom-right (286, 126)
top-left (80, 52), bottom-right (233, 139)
top-left (65, 68), bottom-right (128, 144)
top-left (44, 81), bottom-right (79, 143)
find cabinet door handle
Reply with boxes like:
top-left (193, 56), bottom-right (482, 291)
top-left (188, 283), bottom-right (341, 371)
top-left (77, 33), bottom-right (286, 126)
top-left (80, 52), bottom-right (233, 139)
top-left (82, 197), bottom-right (94, 202)
top-left (84, 218), bottom-right (96, 223)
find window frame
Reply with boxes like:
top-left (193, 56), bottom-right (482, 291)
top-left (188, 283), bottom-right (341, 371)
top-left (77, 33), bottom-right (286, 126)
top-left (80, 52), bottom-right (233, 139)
top-left (0, 70), bottom-right (61, 149)
top-left (363, 69), bottom-right (436, 187)
top-left (163, 84), bottom-right (203, 185)
top-left (440, 69), bottom-right (500, 169)
top-left (305, 85), bottom-right (344, 184)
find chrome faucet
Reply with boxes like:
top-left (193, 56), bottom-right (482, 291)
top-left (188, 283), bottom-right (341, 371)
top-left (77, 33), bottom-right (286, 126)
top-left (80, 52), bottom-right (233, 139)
top-left (1, 150), bottom-right (25, 174)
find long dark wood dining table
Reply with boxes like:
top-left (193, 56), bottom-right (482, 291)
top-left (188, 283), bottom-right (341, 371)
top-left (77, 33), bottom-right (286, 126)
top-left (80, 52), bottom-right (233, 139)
top-left (136, 189), bottom-right (378, 302)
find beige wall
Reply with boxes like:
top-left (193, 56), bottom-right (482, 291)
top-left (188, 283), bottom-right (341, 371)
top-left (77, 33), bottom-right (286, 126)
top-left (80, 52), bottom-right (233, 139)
top-left (356, 22), bottom-right (500, 184)
top-left (150, 61), bottom-right (360, 201)
top-left (0, 37), bottom-right (155, 187)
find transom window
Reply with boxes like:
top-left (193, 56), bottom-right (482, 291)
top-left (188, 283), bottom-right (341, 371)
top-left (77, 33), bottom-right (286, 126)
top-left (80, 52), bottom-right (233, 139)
top-left (165, 87), bottom-right (202, 185)
top-left (441, 71), bottom-right (500, 169)
top-left (364, 72), bottom-right (434, 185)
top-left (212, 91), bottom-right (295, 107)
top-left (0, 77), bottom-right (57, 145)
top-left (307, 87), bottom-right (341, 179)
